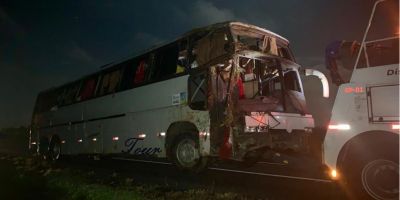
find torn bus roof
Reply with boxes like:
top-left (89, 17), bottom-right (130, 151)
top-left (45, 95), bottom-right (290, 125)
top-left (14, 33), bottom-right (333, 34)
top-left (98, 21), bottom-right (289, 74)
top-left (229, 22), bottom-right (289, 44)
top-left (183, 21), bottom-right (289, 44)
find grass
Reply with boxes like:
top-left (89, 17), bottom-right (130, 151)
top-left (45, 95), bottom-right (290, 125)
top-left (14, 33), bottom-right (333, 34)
top-left (0, 155), bottom-right (247, 200)
top-left (0, 127), bottom-right (249, 200)
top-left (46, 171), bottom-right (146, 200)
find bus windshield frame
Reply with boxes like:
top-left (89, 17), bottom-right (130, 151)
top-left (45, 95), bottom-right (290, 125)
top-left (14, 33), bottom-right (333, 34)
top-left (229, 23), bottom-right (295, 62)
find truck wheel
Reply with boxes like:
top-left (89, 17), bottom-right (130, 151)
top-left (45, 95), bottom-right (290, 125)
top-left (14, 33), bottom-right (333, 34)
top-left (344, 152), bottom-right (399, 200)
top-left (361, 159), bottom-right (398, 200)
top-left (48, 137), bottom-right (61, 161)
top-left (172, 134), bottom-right (207, 173)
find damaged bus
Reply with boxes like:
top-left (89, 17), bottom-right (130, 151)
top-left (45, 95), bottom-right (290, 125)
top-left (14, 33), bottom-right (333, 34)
top-left (29, 22), bottom-right (328, 172)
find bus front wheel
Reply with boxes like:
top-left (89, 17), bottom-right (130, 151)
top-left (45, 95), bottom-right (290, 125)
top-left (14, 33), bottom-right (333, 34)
top-left (172, 134), bottom-right (207, 173)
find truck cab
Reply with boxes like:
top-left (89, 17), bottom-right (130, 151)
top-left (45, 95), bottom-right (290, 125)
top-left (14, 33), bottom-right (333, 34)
top-left (323, 1), bottom-right (399, 199)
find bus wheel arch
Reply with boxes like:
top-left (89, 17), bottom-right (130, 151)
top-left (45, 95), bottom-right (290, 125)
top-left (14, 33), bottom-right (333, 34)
top-left (165, 121), bottom-right (199, 158)
top-left (337, 130), bottom-right (399, 200)
top-left (165, 121), bottom-right (206, 172)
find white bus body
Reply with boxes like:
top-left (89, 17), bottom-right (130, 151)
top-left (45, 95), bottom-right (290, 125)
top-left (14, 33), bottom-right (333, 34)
top-left (30, 22), bottom-right (329, 172)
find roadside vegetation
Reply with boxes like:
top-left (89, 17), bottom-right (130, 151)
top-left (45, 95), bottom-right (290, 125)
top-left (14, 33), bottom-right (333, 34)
top-left (0, 127), bottom-right (251, 200)
top-left (0, 155), bottom-right (249, 200)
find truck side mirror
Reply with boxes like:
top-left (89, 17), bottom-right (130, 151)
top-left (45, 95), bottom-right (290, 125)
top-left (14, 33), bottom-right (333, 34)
top-left (304, 69), bottom-right (330, 98)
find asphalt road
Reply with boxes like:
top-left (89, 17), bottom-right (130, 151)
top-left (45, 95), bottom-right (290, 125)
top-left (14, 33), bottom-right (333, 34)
top-left (54, 155), bottom-right (347, 200)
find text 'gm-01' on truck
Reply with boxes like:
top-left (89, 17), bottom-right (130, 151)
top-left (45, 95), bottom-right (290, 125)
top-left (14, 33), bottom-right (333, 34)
top-left (29, 21), bottom-right (329, 171)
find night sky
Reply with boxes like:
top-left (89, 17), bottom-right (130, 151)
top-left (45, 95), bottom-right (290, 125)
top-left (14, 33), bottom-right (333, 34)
top-left (0, 0), bottom-right (398, 128)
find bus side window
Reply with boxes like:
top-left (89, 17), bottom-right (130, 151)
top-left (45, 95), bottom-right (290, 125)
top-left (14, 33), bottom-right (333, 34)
top-left (177, 40), bottom-right (188, 73)
top-left (177, 50), bottom-right (187, 74)
top-left (145, 53), bottom-right (157, 81)
top-left (119, 59), bottom-right (136, 90)
top-left (98, 68), bottom-right (122, 96)
top-left (157, 44), bottom-right (179, 77)
top-left (99, 72), bottom-right (110, 96)
top-left (133, 53), bottom-right (156, 85)
top-left (78, 76), bottom-right (98, 101)
top-left (57, 87), bottom-right (67, 107)
top-left (134, 59), bottom-right (147, 84)
top-left (109, 70), bottom-right (122, 92)
top-left (62, 82), bottom-right (81, 105)
top-left (39, 89), bottom-right (59, 112)
top-left (50, 88), bottom-right (63, 110)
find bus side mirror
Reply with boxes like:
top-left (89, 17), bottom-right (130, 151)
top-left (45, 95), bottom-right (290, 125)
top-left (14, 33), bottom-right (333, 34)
top-left (188, 71), bottom-right (208, 110)
top-left (304, 69), bottom-right (330, 98)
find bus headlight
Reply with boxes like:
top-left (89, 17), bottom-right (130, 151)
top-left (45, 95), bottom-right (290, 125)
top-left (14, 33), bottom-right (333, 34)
top-left (304, 127), bottom-right (313, 133)
top-left (244, 126), bottom-right (268, 132)
top-left (245, 126), bottom-right (256, 132)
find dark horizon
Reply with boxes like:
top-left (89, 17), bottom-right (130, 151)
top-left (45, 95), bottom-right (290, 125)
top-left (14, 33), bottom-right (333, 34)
top-left (1, 0), bottom-right (398, 129)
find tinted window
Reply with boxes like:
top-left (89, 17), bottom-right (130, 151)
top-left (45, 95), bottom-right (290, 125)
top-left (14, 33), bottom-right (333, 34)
top-left (34, 85), bottom-right (72, 113)
top-left (133, 54), bottom-right (154, 85)
top-left (77, 75), bottom-right (99, 101)
top-left (59, 81), bottom-right (81, 106)
top-left (35, 91), bottom-right (56, 113)
top-left (120, 59), bottom-right (138, 90)
top-left (98, 68), bottom-right (123, 96)
top-left (128, 43), bottom-right (180, 87)
top-left (156, 44), bottom-right (179, 78)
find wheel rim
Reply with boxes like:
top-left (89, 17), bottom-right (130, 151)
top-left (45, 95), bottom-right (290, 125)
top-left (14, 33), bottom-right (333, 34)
top-left (175, 138), bottom-right (199, 168)
top-left (361, 159), bottom-right (399, 200)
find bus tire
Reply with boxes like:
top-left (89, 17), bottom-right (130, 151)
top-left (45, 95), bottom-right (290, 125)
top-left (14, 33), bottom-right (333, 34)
top-left (171, 134), bottom-right (207, 173)
top-left (343, 148), bottom-right (399, 200)
top-left (48, 136), bottom-right (61, 161)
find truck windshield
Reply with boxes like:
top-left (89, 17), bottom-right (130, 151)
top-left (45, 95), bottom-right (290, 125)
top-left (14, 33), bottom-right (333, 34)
top-left (356, 37), bottom-right (399, 68)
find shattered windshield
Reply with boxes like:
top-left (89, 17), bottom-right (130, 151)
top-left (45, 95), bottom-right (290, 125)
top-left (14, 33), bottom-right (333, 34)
top-left (238, 57), bottom-right (301, 99)
top-left (234, 56), bottom-right (305, 113)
